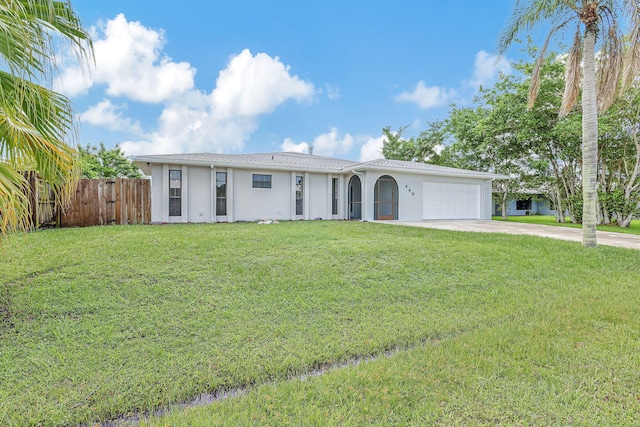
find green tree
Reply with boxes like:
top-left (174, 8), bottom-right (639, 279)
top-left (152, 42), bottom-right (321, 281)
top-left (0, 0), bottom-right (92, 234)
top-left (597, 84), bottom-right (640, 226)
top-left (514, 56), bottom-right (583, 223)
top-left (499, 0), bottom-right (640, 247)
top-left (445, 76), bottom-right (529, 220)
top-left (79, 143), bottom-right (143, 179)
top-left (381, 121), bottom-right (447, 163)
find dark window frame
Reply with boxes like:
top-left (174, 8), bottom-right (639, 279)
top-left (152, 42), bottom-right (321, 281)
top-left (516, 198), bottom-right (532, 211)
top-left (216, 172), bottom-right (227, 216)
top-left (169, 169), bottom-right (182, 216)
top-left (252, 174), bottom-right (272, 189)
top-left (332, 178), bottom-right (338, 215)
top-left (296, 175), bottom-right (303, 216)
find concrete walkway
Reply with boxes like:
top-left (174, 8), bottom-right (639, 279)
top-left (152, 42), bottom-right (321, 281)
top-left (378, 220), bottom-right (640, 250)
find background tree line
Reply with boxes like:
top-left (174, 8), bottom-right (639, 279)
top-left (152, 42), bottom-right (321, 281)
top-left (383, 54), bottom-right (640, 227)
top-left (78, 143), bottom-right (142, 179)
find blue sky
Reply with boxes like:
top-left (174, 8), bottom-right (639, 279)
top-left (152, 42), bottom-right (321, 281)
top-left (60, 0), bottom-right (529, 161)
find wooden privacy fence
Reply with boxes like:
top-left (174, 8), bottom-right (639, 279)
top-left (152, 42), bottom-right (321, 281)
top-left (24, 171), bottom-right (56, 228)
top-left (60, 178), bottom-right (151, 227)
top-left (24, 174), bottom-right (151, 228)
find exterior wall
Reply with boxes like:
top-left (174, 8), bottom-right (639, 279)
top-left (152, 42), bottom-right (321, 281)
top-left (150, 165), bottom-right (165, 223)
top-left (335, 175), bottom-right (345, 220)
top-left (232, 169), bottom-right (292, 221)
top-left (536, 199), bottom-right (556, 215)
top-left (186, 166), bottom-right (212, 222)
top-left (308, 173), bottom-right (329, 219)
top-left (483, 181), bottom-right (493, 219)
top-left (359, 171), bottom-right (493, 221)
top-left (148, 164), bottom-right (342, 223)
top-left (148, 162), bottom-right (496, 223)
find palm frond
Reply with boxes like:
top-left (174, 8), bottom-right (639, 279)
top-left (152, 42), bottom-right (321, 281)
top-left (498, 0), bottom-right (575, 53)
top-left (0, 161), bottom-right (31, 232)
top-left (19, 0), bottom-right (94, 61)
top-left (621, 0), bottom-right (640, 93)
top-left (0, 1), bottom-right (90, 234)
top-left (560, 26), bottom-right (583, 116)
top-left (529, 22), bottom-right (567, 108)
top-left (597, 23), bottom-right (623, 112)
top-left (0, 1), bottom-right (92, 80)
top-left (0, 99), bottom-right (80, 217)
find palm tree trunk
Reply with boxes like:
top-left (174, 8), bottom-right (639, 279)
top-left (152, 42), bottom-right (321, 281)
top-left (581, 25), bottom-right (598, 247)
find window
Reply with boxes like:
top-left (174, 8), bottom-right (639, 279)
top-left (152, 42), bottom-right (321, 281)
top-left (332, 178), bottom-right (338, 215)
top-left (252, 174), bottom-right (272, 188)
top-left (216, 172), bottom-right (227, 216)
top-left (169, 170), bottom-right (181, 216)
top-left (296, 175), bottom-right (303, 215)
top-left (516, 198), bottom-right (532, 211)
top-left (348, 175), bottom-right (362, 220)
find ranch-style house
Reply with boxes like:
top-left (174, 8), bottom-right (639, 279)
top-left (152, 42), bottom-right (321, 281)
top-left (133, 151), bottom-right (506, 224)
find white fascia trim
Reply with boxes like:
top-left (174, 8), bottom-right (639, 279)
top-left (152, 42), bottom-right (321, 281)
top-left (132, 157), bottom-right (347, 174)
top-left (350, 165), bottom-right (508, 181)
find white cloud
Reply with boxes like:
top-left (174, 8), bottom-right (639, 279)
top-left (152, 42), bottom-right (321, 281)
top-left (466, 50), bottom-right (512, 89)
top-left (313, 128), bottom-right (354, 155)
top-left (54, 65), bottom-right (90, 97)
top-left (395, 50), bottom-right (513, 110)
top-left (56, 10), bottom-right (316, 157)
top-left (359, 135), bottom-right (385, 162)
top-left (280, 128), bottom-right (354, 157)
top-left (324, 83), bottom-right (341, 100)
top-left (79, 99), bottom-right (144, 136)
top-left (395, 81), bottom-right (456, 109)
top-left (281, 138), bottom-right (309, 154)
top-left (114, 48), bottom-right (314, 155)
top-left (119, 99), bottom-right (258, 156)
top-left (211, 49), bottom-right (314, 119)
top-left (57, 13), bottom-right (196, 102)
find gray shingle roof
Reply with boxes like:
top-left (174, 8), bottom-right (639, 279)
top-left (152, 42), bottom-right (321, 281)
top-left (356, 158), bottom-right (505, 178)
top-left (132, 152), bottom-right (507, 179)
top-left (134, 152), bottom-right (359, 172)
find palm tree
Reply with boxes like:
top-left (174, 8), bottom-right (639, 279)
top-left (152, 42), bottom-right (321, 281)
top-left (0, 0), bottom-right (92, 234)
top-left (499, 0), bottom-right (640, 247)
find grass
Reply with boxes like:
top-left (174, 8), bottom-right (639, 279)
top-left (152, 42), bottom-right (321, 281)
top-left (493, 214), bottom-right (640, 235)
top-left (1, 221), bottom-right (639, 425)
top-left (150, 296), bottom-right (640, 426)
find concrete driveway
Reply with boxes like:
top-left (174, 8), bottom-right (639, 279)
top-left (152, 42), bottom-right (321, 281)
top-left (379, 220), bottom-right (640, 250)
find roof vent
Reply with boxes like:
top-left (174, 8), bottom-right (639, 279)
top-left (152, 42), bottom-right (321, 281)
top-left (309, 145), bottom-right (314, 155)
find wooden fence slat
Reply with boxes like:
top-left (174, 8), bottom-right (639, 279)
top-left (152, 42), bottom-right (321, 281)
top-left (27, 176), bottom-right (151, 228)
top-left (97, 180), bottom-right (103, 226)
top-left (144, 179), bottom-right (151, 224)
top-left (138, 180), bottom-right (143, 223)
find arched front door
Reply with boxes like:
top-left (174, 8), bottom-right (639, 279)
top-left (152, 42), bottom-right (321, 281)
top-left (374, 175), bottom-right (398, 220)
top-left (348, 175), bottom-right (362, 219)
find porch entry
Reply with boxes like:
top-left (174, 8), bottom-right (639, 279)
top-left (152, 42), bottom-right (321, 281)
top-left (374, 175), bottom-right (398, 220)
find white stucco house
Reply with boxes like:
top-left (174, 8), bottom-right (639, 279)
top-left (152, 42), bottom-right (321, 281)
top-left (132, 152), bottom-right (507, 224)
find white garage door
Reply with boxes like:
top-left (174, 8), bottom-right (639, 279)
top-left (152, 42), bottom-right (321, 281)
top-left (422, 182), bottom-right (482, 219)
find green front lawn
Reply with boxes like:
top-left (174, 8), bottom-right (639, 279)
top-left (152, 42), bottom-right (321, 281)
top-left (1, 222), bottom-right (639, 425)
top-left (493, 214), bottom-right (640, 235)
